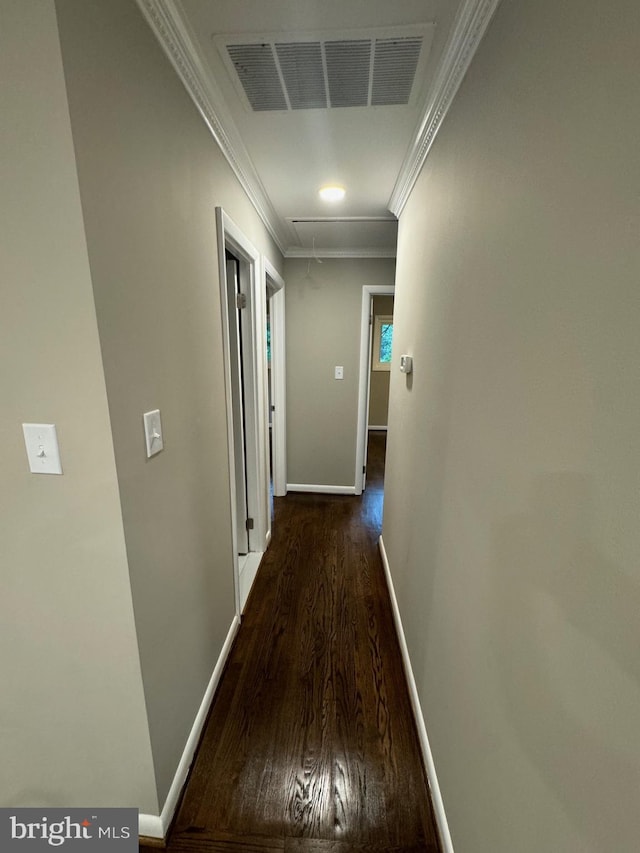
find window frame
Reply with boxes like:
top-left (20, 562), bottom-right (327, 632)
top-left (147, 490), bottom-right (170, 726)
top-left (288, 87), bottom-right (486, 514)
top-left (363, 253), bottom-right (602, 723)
top-left (372, 314), bottom-right (393, 372)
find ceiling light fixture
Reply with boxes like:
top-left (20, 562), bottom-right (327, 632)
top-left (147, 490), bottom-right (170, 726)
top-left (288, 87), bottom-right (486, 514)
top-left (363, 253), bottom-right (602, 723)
top-left (319, 185), bottom-right (346, 202)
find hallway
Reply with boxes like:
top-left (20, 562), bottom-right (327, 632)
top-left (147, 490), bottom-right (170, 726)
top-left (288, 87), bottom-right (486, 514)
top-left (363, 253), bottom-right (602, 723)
top-left (145, 432), bottom-right (439, 852)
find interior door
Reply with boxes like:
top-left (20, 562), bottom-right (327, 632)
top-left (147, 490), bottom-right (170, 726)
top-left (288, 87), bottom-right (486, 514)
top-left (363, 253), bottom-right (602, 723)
top-left (226, 254), bottom-right (249, 554)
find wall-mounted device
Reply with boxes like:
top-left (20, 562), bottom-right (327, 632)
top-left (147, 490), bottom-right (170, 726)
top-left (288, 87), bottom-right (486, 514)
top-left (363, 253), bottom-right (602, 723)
top-left (143, 409), bottom-right (164, 458)
top-left (22, 423), bottom-right (63, 474)
top-left (399, 355), bottom-right (413, 374)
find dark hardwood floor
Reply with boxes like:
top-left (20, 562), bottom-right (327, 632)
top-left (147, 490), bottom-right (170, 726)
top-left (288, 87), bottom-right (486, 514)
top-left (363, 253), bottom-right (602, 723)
top-left (141, 432), bottom-right (439, 852)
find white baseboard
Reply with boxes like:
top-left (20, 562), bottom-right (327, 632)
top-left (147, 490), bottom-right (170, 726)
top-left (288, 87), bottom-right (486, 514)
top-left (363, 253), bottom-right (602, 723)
top-left (368, 425), bottom-right (388, 431)
top-left (138, 613), bottom-right (241, 840)
top-left (239, 551), bottom-right (263, 612)
top-left (287, 483), bottom-right (356, 495)
top-left (138, 812), bottom-right (163, 839)
top-left (378, 536), bottom-right (454, 853)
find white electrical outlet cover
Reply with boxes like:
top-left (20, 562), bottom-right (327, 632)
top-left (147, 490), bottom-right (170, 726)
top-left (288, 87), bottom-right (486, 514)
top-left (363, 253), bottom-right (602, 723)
top-left (143, 409), bottom-right (163, 458)
top-left (22, 423), bottom-right (63, 474)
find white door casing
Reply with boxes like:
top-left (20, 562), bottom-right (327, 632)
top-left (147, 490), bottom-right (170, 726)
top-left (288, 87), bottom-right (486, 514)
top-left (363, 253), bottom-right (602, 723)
top-left (263, 257), bottom-right (287, 498)
top-left (216, 208), bottom-right (270, 613)
top-left (355, 284), bottom-right (395, 495)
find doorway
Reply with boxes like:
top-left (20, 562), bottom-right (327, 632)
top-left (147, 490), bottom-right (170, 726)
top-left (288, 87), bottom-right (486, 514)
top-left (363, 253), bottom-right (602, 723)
top-left (264, 258), bottom-right (286, 499)
top-left (224, 251), bottom-right (251, 554)
top-left (216, 208), bottom-right (270, 614)
top-left (355, 284), bottom-right (395, 495)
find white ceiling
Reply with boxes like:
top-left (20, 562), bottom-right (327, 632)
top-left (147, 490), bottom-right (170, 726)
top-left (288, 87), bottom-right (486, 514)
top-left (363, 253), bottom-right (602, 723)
top-left (137, 0), bottom-right (500, 256)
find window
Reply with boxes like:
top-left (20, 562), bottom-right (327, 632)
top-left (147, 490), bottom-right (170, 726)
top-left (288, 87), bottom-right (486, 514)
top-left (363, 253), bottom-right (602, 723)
top-left (266, 319), bottom-right (271, 364)
top-left (372, 314), bottom-right (393, 371)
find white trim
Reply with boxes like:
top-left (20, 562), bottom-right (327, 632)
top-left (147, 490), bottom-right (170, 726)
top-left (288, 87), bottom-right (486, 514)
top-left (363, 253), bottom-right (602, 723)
top-left (216, 208), bottom-right (271, 616)
top-left (368, 425), bottom-right (388, 432)
top-left (217, 217), bottom-right (241, 617)
top-left (378, 536), bottom-right (454, 853)
top-left (138, 615), bottom-right (241, 840)
top-left (287, 484), bottom-right (356, 495)
top-left (284, 246), bottom-right (396, 259)
top-left (239, 551), bottom-right (263, 613)
top-left (137, 0), bottom-right (500, 253)
top-left (135, 0), bottom-right (288, 253)
top-left (355, 285), bottom-right (395, 495)
top-left (263, 258), bottom-right (287, 498)
top-left (264, 260), bottom-right (285, 294)
top-left (138, 813), bottom-right (163, 840)
top-left (388, 0), bottom-right (502, 216)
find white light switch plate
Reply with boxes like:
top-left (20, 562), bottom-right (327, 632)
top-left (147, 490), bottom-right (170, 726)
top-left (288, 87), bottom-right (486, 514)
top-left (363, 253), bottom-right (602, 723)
top-left (143, 409), bottom-right (163, 458)
top-left (22, 423), bottom-right (63, 474)
top-left (335, 366), bottom-right (344, 380)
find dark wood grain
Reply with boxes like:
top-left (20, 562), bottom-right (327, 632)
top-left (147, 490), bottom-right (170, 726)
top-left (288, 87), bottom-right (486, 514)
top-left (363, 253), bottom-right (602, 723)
top-left (145, 433), bottom-right (440, 853)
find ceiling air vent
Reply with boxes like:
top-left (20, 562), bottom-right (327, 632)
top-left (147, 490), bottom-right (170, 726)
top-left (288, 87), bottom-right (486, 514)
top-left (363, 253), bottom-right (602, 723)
top-left (220, 26), bottom-right (432, 112)
top-left (325, 40), bottom-right (371, 108)
top-left (372, 37), bottom-right (423, 106)
top-left (227, 44), bottom-right (287, 111)
top-left (276, 42), bottom-right (326, 109)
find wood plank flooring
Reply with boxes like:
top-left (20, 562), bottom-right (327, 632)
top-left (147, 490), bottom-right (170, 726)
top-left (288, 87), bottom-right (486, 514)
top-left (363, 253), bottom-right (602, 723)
top-left (141, 433), bottom-right (439, 853)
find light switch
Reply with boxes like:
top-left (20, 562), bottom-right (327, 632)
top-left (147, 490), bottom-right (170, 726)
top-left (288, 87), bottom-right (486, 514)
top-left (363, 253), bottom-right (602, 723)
top-left (22, 423), bottom-right (63, 474)
top-left (334, 366), bottom-right (344, 380)
top-left (143, 409), bottom-right (164, 458)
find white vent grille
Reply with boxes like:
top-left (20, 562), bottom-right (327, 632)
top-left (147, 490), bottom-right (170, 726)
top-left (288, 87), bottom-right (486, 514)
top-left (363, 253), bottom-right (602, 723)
top-left (227, 44), bottom-right (287, 111)
top-left (221, 27), bottom-right (431, 112)
top-left (325, 40), bottom-right (371, 107)
top-left (372, 37), bottom-right (422, 105)
top-left (275, 43), bottom-right (326, 109)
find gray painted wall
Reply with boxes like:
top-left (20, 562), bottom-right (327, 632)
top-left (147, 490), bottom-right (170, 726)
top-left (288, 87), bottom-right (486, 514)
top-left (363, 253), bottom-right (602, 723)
top-left (54, 0), bottom-right (283, 806)
top-left (0, 0), bottom-right (157, 813)
top-left (383, 0), bottom-right (640, 850)
top-left (284, 258), bottom-right (395, 488)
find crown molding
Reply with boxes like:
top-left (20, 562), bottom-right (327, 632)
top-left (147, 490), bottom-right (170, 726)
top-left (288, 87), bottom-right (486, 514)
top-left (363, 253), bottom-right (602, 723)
top-left (284, 247), bottom-right (396, 260)
top-left (135, 0), bottom-right (289, 254)
top-left (388, 0), bottom-right (502, 217)
top-left (137, 0), bottom-right (501, 250)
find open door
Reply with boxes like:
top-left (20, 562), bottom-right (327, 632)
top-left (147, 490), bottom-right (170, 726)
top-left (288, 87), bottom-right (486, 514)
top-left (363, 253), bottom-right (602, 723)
top-left (216, 208), bottom-right (270, 613)
top-left (225, 254), bottom-right (250, 554)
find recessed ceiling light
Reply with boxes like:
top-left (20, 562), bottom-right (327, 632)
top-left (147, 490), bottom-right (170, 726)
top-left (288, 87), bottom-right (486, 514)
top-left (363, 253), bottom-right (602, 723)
top-left (319, 185), bottom-right (346, 202)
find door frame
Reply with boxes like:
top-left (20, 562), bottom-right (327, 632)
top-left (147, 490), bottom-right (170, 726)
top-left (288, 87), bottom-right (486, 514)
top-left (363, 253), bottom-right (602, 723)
top-left (263, 258), bottom-right (287, 498)
top-left (216, 207), bottom-right (270, 614)
top-left (225, 256), bottom-right (250, 555)
top-left (355, 284), bottom-right (395, 495)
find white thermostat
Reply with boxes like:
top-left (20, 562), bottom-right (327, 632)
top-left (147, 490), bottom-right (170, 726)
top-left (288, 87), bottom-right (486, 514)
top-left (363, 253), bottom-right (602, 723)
top-left (400, 355), bottom-right (413, 374)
